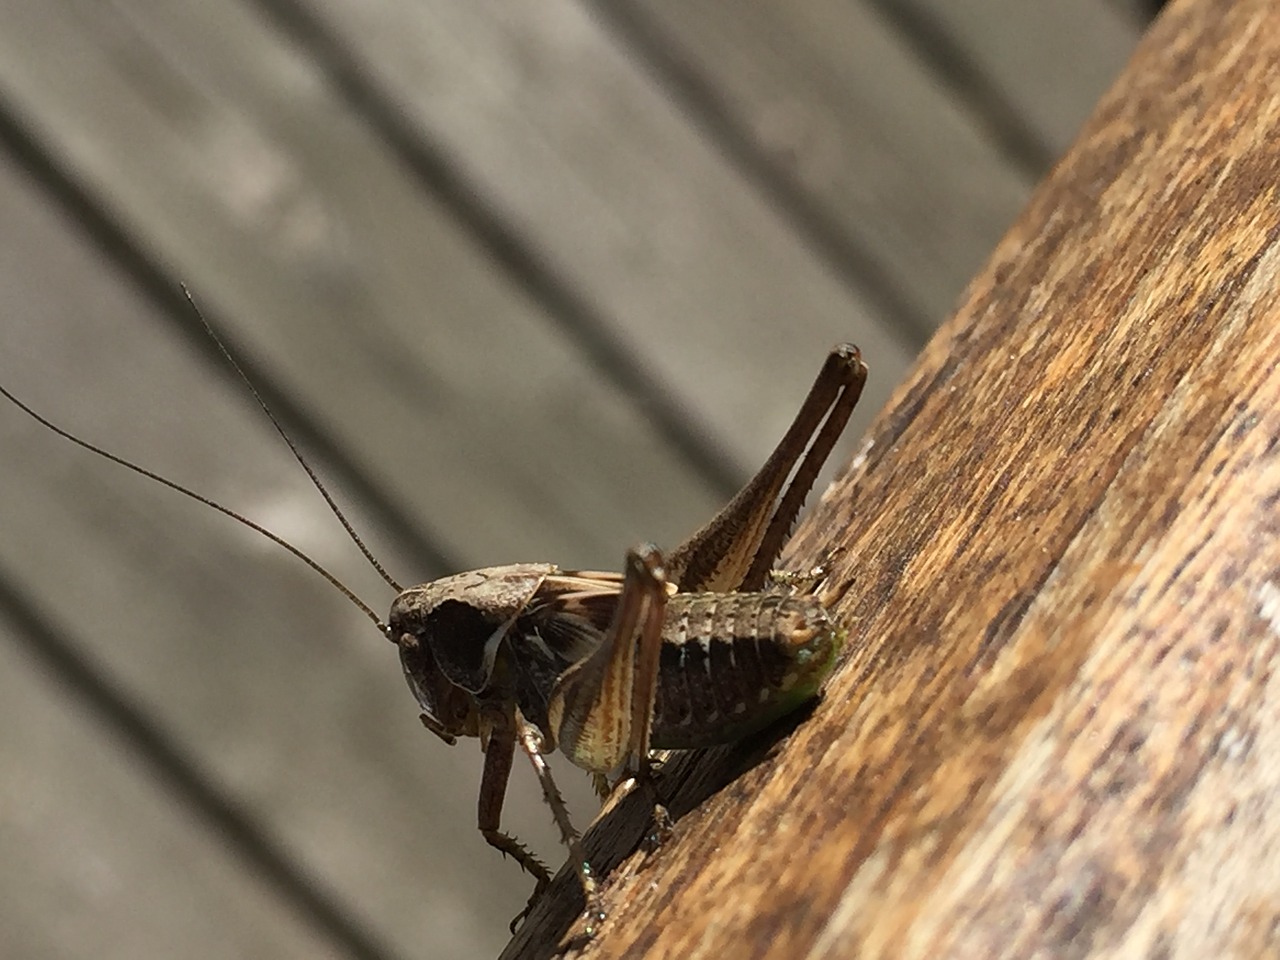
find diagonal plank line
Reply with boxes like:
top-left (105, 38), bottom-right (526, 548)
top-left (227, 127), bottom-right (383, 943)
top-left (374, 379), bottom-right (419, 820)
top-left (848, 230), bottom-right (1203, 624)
top-left (0, 89), bottom-right (458, 581)
top-left (586, 0), bottom-right (937, 348)
top-left (0, 571), bottom-right (410, 960)
top-left (247, 0), bottom-right (744, 498)
top-left (866, 0), bottom-right (1057, 173)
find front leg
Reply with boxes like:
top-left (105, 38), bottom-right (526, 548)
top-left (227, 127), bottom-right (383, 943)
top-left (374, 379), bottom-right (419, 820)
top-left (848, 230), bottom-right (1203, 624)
top-left (474, 713), bottom-right (553, 931)
top-left (513, 715), bottom-right (605, 934)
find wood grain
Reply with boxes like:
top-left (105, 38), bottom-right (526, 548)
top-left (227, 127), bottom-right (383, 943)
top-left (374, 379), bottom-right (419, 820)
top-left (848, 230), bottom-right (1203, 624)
top-left (507, 0), bottom-right (1280, 956)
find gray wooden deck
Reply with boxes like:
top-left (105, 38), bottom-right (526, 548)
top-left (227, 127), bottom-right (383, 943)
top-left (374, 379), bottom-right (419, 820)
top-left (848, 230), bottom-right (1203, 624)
top-left (0, 2), bottom-right (1145, 958)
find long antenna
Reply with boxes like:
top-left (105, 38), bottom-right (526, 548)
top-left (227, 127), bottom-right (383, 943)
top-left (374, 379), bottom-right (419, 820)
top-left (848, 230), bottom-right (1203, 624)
top-left (179, 288), bottom-right (403, 594)
top-left (0, 382), bottom-right (389, 633)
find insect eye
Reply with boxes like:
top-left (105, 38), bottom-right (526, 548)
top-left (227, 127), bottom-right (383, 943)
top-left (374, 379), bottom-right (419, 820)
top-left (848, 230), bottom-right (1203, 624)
top-left (398, 643), bottom-right (436, 708)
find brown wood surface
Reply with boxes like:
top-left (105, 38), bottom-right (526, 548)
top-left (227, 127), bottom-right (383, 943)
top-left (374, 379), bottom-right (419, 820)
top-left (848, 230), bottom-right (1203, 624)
top-left (507, 0), bottom-right (1280, 956)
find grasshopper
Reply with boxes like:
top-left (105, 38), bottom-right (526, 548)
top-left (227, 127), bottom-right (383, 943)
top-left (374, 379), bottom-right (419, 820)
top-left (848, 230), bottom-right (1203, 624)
top-left (1, 339), bottom-right (866, 934)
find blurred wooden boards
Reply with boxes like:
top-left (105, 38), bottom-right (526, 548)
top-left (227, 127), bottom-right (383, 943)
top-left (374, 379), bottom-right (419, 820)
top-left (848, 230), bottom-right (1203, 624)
top-left (0, 149), bottom-right (524, 959)
top-left (0, 2), bottom-right (1143, 958)
top-left (0, 631), bottom-right (348, 960)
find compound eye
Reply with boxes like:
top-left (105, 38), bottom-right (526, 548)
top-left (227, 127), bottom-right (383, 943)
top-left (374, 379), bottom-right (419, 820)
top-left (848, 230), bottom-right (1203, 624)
top-left (399, 641), bottom-right (437, 712)
top-left (398, 628), bottom-right (482, 742)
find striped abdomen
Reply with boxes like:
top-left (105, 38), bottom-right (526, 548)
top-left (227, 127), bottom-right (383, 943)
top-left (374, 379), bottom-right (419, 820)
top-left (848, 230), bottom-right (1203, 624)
top-left (650, 591), bottom-right (842, 749)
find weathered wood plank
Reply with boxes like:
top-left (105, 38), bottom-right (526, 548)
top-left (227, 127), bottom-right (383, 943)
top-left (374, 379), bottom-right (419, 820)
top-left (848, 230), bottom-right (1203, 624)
top-left (269, 0), bottom-right (917, 467)
top-left (0, 149), bottom-right (543, 959)
top-left (895, 0), bottom-right (1142, 159)
top-left (603, 0), bottom-right (1035, 336)
top-left (0, 620), bottom-right (352, 960)
top-left (0, 0), bottom-right (724, 572)
top-left (507, 0), bottom-right (1280, 955)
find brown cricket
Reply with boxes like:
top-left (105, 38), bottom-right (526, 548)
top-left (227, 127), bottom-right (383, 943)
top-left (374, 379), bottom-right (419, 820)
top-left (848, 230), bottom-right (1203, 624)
top-left (1, 339), bottom-right (866, 935)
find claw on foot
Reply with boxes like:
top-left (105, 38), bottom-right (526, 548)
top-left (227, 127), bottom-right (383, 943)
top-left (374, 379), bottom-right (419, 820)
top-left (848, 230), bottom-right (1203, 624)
top-left (644, 802), bottom-right (675, 851)
top-left (509, 878), bottom-right (549, 934)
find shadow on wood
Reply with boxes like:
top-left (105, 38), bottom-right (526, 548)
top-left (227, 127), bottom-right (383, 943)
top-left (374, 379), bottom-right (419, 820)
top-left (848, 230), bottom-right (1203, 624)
top-left (505, 0), bottom-right (1280, 956)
